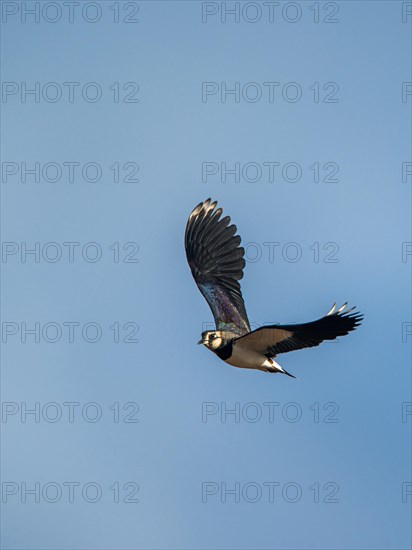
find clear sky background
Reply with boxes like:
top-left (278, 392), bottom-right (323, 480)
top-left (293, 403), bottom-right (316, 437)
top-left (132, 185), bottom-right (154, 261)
top-left (1, 1), bottom-right (411, 549)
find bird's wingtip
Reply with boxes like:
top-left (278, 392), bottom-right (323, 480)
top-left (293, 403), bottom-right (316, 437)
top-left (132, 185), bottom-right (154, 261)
top-left (326, 303), bottom-right (336, 316)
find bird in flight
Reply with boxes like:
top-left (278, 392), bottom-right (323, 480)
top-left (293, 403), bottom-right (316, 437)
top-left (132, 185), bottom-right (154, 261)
top-left (185, 198), bottom-right (363, 378)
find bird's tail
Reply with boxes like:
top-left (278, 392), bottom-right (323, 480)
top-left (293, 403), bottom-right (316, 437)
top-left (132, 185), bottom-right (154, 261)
top-left (270, 358), bottom-right (297, 379)
top-left (281, 368), bottom-right (297, 379)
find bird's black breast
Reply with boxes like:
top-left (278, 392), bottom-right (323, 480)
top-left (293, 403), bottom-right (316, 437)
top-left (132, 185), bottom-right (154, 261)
top-left (214, 342), bottom-right (233, 361)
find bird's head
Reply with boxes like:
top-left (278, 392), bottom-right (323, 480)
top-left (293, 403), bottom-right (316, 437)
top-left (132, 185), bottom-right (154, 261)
top-left (198, 330), bottom-right (224, 350)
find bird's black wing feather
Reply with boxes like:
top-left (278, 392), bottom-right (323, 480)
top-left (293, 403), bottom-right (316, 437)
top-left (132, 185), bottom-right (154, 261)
top-left (234, 304), bottom-right (363, 355)
top-left (185, 198), bottom-right (250, 335)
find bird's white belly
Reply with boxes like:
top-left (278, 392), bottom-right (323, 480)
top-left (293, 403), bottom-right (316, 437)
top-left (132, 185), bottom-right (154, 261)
top-left (224, 340), bottom-right (268, 370)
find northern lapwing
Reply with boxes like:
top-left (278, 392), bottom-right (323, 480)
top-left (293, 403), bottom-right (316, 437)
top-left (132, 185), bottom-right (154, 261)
top-left (185, 199), bottom-right (363, 378)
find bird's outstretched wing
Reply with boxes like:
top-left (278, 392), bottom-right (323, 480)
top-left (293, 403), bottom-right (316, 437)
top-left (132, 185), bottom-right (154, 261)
top-left (234, 303), bottom-right (363, 355)
top-left (185, 198), bottom-right (250, 335)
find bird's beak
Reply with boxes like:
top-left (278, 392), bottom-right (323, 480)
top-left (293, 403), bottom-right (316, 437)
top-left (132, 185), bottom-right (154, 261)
top-left (197, 339), bottom-right (206, 345)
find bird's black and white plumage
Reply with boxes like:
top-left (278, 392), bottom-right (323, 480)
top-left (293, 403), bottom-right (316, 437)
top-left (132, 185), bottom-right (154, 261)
top-left (185, 199), bottom-right (363, 378)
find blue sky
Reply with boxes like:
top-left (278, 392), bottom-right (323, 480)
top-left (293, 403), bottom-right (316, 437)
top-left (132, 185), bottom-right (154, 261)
top-left (1, 1), bottom-right (411, 549)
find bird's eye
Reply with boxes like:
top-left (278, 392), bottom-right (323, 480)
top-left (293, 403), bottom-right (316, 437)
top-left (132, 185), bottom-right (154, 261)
top-left (210, 334), bottom-right (215, 339)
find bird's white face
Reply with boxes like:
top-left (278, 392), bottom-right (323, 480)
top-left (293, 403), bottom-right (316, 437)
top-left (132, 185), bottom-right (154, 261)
top-left (198, 330), bottom-right (223, 350)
